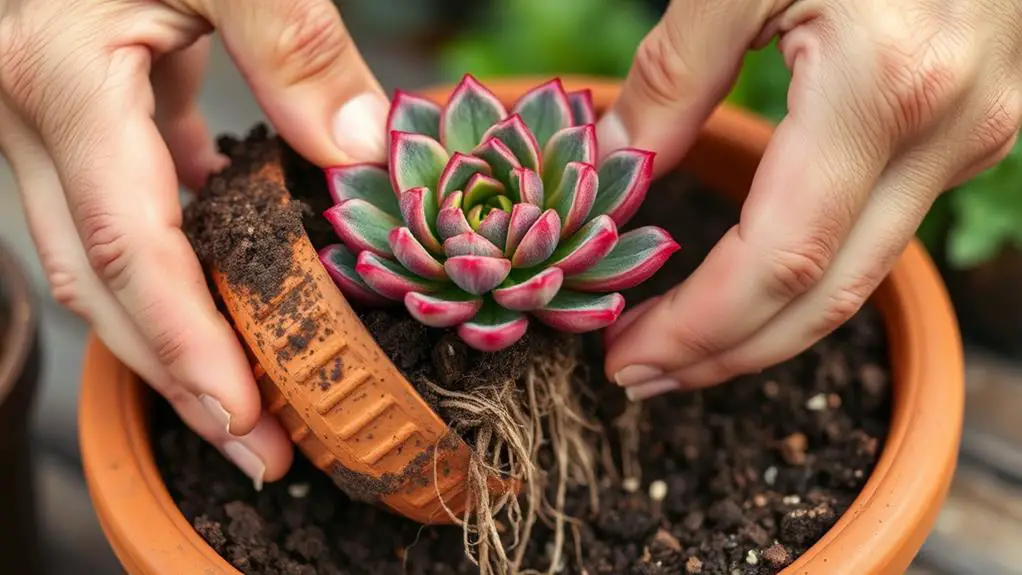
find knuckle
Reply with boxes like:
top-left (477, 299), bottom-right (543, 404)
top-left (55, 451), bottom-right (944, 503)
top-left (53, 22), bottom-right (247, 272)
top-left (873, 32), bottom-right (970, 135)
top-left (816, 275), bottom-right (876, 337)
top-left (79, 209), bottom-right (133, 290)
top-left (973, 90), bottom-right (1022, 158)
top-left (631, 23), bottom-right (697, 108)
top-left (762, 242), bottom-right (833, 301)
top-left (273, 0), bottom-right (351, 86)
top-left (150, 325), bottom-right (189, 368)
top-left (46, 269), bottom-right (82, 312)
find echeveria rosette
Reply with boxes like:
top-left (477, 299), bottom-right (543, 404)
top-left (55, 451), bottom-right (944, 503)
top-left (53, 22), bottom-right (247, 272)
top-left (319, 75), bottom-right (679, 352)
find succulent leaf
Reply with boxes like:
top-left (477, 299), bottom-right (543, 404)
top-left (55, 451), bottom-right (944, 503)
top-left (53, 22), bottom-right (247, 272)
top-left (547, 161), bottom-right (597, 239)
top-left (542, 124), bottom-right (597, 193)
top-left (399, 187), bottom-right (443, 254)
top-left (505, 203), bottom-right (543, 257)
top-left (356, 251), bottom-right (444, 300)
top-left (437, 152), bottom-right (491, 202)
top-left (472, 137), bottom-right (521, 188)
top-left (511, 79), bottom-right (572, 150)
top-left (444, 232), bottom-right (504, 258)
top-left (548, 215), bottom-right (619, 275)
top-left (388, 227), bottom-right (447, 281)
top-left (477, 208), bottom-right (510, 249)
top-left (510, 209), bottom-right (561, 268)
top-left (480, 114), bottom-right (541, 171)
top-left (404, 290), bottom-right (483, 328)
top-left (463, 173), bottom-right (506, 208)
top-left (508, 167), bottom-right (544, 206)
top-left (387, 91), bottom-right (441, 140)
top-left (440, 74), bottom-right (508, 153)
top-left (492, 267), bottom-right (564, 311)
top-left (325, 164), bottom-right (400, 219)
top-left (591, 149), bottom-right (655, 226)
top-left (465, 204), bottom-right (484, 229)
top-left (390, 132), bottom-right (449, 195)
top-left (440, 189), bottom-right (464, 211)
top-left (319, 244), bottom-right (390, 305)
top-left (324, 199), bottom-right (399, 257)
top-left (567, 90), bottom-right (596, 126)
top-left (533, 291), bottom-right (625, 333)
top-left (564, 226), bottom-right (680, 291)
top-left (438, 206), bottom-right (473, 240)
top-left (457, 303), bottom-right (529, 352)
top-left (444, 255), bottom-right (512, 295)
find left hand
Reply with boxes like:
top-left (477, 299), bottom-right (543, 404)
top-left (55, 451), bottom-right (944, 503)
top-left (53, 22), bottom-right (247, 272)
top-left (597, 0), bottom-right (1021, 399)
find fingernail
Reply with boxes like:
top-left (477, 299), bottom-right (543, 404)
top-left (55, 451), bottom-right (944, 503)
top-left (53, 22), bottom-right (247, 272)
top-left (614, 365), bottom-right (664, 387)
top-left (224, 441), bottom-right (266, 491)
top-left (625, 378), bottom-right (682, 402)
top-left (199, 393), bottom-right (233, 434)
top-left (332, 92), bottom-right (390, 163)
top-left (595, 109), bottom-right (628, 162)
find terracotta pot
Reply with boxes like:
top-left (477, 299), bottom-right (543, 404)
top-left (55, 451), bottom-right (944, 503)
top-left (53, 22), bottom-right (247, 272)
top-left (0, 242), bottom-right (42, 574)
top-left (80, 77), bottom-right (964, 575)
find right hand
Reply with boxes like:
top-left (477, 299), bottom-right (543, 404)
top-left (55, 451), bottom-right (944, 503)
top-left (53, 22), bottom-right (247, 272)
top-left (0, 0), bottom-right (391, 487)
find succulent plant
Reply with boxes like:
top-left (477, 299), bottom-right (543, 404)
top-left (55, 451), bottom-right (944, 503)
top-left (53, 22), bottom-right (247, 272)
top-left (319, 75), bottom-right (679, 352)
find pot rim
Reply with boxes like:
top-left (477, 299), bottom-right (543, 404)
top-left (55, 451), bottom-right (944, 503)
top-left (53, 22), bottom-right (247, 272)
top-left (79, 76), bottom-right (964, 575)
top-left (0, 242), bottom-right (37, 406)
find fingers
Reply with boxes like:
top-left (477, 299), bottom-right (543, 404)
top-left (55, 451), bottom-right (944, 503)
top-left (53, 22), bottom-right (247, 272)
top-left (604, 41), bottom-right (892, 392)
top-left (193, 0), bottom-right (389, 166)
top-left (596, 0), bottom-right (797, 174)
top-left (0, 99), bottom-right (293, 485)
top-left (152, 36), bottom-right (229, 191)
top-left (12, 39), bottom-right (264, 436)
top-left (670, 146), bottom-right (951, 388)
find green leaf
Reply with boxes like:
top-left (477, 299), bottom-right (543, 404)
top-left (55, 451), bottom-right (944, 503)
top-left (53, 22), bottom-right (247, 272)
top-left (542, 125), bottom-right (596, 193)
top-left (325, 164), bottom-right (400, 219)
top-left (441, 74), bottom-right (508, 153)
top-left (511, 78), bottom-right (573, 149)
top-left (390, 132), bottom-right (449, 194)
top-left (388, 91), bottom-right (442, 140)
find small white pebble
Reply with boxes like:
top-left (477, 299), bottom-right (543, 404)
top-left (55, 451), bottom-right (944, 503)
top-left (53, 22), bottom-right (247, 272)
top-left (854, 469), bottom-right (864, 479)
top-left (746, 550), bottom-right (759, 565)
top-left (622, 477), bottom-right (640, 493)
top-left (805, 394), bottom-right (828, 411)
top-left (764, 466), bottom-right (778, 486)
top-left (783, 495), bottom-right (801, 505)
top-left (649, 480), bottom-right (668, 502)
top-left (288, 482), bottom-right (310, 499)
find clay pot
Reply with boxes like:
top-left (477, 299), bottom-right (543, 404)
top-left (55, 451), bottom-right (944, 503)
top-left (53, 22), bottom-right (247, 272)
top-left (0, 243), bottom-right (42, 574)
top-left (80, 77), bottom-right (964, 575)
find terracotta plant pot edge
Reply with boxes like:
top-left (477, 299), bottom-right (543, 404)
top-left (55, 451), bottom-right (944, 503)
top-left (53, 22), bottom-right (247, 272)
top-left (78, 76), bottom-right (964, 575)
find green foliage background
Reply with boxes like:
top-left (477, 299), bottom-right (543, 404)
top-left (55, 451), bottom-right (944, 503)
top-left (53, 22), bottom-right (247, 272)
top-left (440, 4), bottom-right (1022, 269)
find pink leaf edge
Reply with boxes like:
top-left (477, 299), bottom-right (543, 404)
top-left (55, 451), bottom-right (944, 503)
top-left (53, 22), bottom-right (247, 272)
top-left (493, 268), bottom-right (564, 311)
top-left (457, 316), bottom-right (529, 353)
top-left (404, 292), bottom-right (482, 328)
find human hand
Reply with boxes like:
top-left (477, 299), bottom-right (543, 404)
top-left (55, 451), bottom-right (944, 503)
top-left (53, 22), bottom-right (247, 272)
top-left (598, 0), bottom-right (1022, 399)
top-left (0, 0), bottom-right (390, 486)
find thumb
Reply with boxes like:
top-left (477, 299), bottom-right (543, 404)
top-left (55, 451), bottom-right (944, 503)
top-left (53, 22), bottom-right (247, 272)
top-left (597, 0), bottom-right (792, 176)
top-left (199, 0), bottom-right (388, 166)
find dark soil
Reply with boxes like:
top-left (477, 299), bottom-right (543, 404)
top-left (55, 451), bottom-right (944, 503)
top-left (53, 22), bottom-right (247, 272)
top-left (183, 126), bottom-right (307, 302)
top-left (162, 133), bottom-right (892, 575)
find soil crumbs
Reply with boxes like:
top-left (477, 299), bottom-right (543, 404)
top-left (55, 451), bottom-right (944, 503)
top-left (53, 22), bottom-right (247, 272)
top-left (161, 143), bottom-right (891, 574)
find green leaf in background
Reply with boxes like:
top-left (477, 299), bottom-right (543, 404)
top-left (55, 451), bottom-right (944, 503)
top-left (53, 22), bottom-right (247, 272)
top-left (945, 140), bottom-right (1022, 268)
top-left (438, 0), bottom-right (655, 79)
top-left (725, 38), bottom-right (791, 124)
